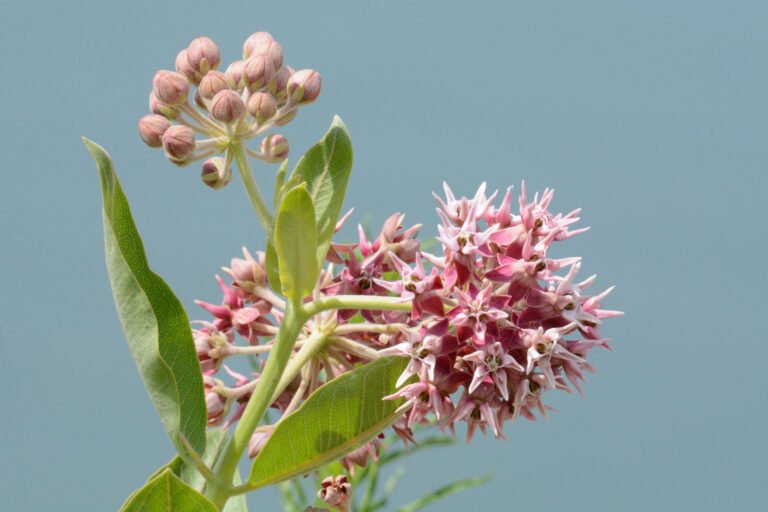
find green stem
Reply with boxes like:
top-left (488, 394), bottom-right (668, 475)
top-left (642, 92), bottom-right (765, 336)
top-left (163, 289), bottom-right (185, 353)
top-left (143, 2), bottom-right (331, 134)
top-left (303, 295), bottom-right (412, 317)
top-left (205, 302), bottom-right (308, 508)
top-left (232, 142), bottom-right (274, 237)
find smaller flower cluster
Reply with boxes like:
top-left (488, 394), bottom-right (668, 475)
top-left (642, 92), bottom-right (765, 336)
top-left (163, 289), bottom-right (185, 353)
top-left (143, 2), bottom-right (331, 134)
top-left (138, 33), bottom-right (321, 188)
top-left (193, 182), bottom-right (621, 472)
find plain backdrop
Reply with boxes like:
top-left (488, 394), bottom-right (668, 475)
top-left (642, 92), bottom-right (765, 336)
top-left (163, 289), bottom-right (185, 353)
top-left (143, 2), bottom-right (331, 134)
top-left (1, 1), bottom-right (766, 510)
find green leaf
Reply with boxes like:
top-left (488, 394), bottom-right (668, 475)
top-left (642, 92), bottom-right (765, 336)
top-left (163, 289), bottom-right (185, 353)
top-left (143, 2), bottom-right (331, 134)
top-left (394, 474), bottom-right (493, 512)
top-left (150, 429), bottom-right (248, 512)
top-left (120, 469), bottom-right (217, 512)
top-left (248, 357), bottom-right (409, 489)
top-left (291, 116), bottom-right (353, 268)
top-left (274, 184), bottom-right (320, 301)
top-left (84, 139), bottom-right (206, 456)
top-left (265, 240), bottom-right (282, 295)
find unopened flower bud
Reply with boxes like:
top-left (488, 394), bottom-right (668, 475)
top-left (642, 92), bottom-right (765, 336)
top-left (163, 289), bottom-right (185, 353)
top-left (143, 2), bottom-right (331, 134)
top-left (287, 69), bottom-right (322, 105)
top-left (243, 32), bottom-right (284, 70)
top-left (247, 92), bottom-right (277, 123)
top-left (243, 54), bottom-right (276, 92)
top-left (138, 114), bottom-right (171, 147)
top-left (152, 70), bottom-right (189, 105)
top-left (198, 71), bottom-right (232, 100)
top-left (204, 375), bottom-right (226, 426)
top-left (175, 49), bottom-right (198, 83)
top-left (193, 90), bottom-right (206, 110)
top-left (149, 92), bottom-right (180, 119)
top-left (318, 476), bottom-right (351, 510)
top-left (210, 90), bottom-right (245, 124)
top-left (227, 248), bottom-right (267, 292)
top-left (225, 60), bottom-right (246, 90)
top-left (259, 134), bottom-right (289, 162)
top-left (201, 157), bottom-right (232, 190)
top-left (162, 125), bottom-right (196, 161)
top-left (187, 36), bottom-right (220, 75)
top-left (247, 430), bottom-right (272, 458)
top-left (272, 65), bottom-right (294, 104)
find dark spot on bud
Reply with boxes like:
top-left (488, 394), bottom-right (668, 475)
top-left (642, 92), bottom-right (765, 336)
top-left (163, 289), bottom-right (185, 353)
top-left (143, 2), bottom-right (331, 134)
top-left (564, 302), bottom-right (575, 310)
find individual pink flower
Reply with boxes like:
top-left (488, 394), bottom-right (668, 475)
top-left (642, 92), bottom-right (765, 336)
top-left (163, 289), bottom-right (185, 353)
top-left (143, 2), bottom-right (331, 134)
top-left (464, 341), bottom-right (524, 400)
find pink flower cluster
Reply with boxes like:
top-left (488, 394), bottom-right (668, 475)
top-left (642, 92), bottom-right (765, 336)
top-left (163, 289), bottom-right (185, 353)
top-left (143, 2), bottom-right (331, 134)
top-left (194, 182), bottom-right (621, 465)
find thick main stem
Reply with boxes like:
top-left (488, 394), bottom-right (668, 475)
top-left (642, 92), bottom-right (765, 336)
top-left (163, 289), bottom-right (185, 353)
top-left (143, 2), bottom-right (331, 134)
top-left (232, 142), bottom-right (274, 237)
top-left (205, 302), bottom-right (308, 508)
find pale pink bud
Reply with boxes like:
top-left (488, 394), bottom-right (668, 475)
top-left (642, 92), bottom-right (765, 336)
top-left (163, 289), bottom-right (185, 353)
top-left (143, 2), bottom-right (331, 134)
top-left (318, 475), bottom-right (351, 510)
top-left (210, 90), bottom-right (245, 124)
top-left (162, 125), bottom-right (196, 161)
top-left (187, 36), bottom-right (220, 74)
top-left (243, 54), bottom-right (276, 92)
top-left (137, 114), bottom-right (171, 147)
top-left (228, 248), bottom-right (267, 291)
top-left (247, 430), bottom-right (272, 458)
top-left (247, 92), bottom-right (277, 123)
top-left (225, 60), bottom-right (246, 90)
top-left (259, 134), bottom-right (289, 162)
top-left (193, 90), bottom-right (206, 110)
top-left (152, 70), bottom-right (189, 105)
top-left (175, 49), bottom-right (198, 83)
top-left (198, 71), bottom-right (233, 100)
top-left (149, 91), bottom-right (180, 119)
top-left (272, 65), bottom-right (294, 104)
top-left (200, 157), bottom-right (232, 190)
top-left (204, 375), bottom-right (226, 426)
top-left (243, 31), bottom-right (284, 69)
top-left (287, 69), bottom-right (322, 105)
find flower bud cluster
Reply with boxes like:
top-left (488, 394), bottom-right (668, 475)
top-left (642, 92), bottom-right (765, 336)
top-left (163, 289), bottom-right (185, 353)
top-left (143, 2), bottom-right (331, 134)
top-left (137, 33), bottom-right (321, 188)
top-left (193, 182), bottom-right (621, 472)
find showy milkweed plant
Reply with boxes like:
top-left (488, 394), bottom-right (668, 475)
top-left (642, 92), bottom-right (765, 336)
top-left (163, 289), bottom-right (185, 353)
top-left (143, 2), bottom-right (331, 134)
top-left (85, 32), bottom-right (622, 512)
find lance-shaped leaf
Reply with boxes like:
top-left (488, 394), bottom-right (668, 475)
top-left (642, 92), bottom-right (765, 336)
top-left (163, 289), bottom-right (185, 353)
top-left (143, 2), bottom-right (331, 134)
top-left (274, 184), bottom-right (320, 302)
top-left (84, 139), bottom-right (206, 455)
top-left (291, 115), bottom-right (353, 268)
top-left (120, 469), bottom-right (217, 512)
top-left (247, 357), bottom-right (409, 489)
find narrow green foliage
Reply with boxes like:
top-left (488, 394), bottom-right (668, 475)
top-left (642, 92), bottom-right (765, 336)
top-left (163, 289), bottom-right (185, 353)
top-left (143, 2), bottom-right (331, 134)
top-left (120, 469), bottom-right (217, 512)
top-left (291, 116), bottom-right (353, 268)
top-left (84, 139), bottom-right (206, 456)
top-left (247, 357), bottom-right (409, 489)
top-left (394, 474), bottom-right (493, 512)
top-left (274, 184), bottom-right (320, 302)
top-left (265, 240), bottom-right (282, 296)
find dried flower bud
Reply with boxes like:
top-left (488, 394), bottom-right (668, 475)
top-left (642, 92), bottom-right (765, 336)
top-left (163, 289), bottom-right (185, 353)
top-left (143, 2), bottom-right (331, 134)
top-left (162, 125), bottom-right (196, 161)
top-left (201, 157), bottom-right (232, 190)
top-left (210, 90), bottom-right (245, 124)
top-left (137, 114), bottom-right (171, 147)
top-left (287, 69), bottom-right (322, 105)
top-left (187, 36), bottom-right (220, 75)
top-left (199, 71), bottom-right (233, 100)
top-left (175, 49), bottom-right (198, 83)
top-left (243, 31), bottom-right (283, 70)
top-left (152, 70), bottom-right (189, 105)
top-left (149, 92), bottom-right (180, 119)
top-left (225, 60), bottom-right (246, 90)
top-left (243, 54), bottom-right (276, 92)
top-left (259, 134), bottom-right (289, 162)
top-left (247, 92), bottom-right (277, 123)
top-left (318, 475), bottom-right (351, 511)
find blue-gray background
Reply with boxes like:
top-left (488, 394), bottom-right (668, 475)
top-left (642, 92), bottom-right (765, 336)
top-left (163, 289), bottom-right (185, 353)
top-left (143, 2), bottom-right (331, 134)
top-left (1, 1), bottom-right (766, 510)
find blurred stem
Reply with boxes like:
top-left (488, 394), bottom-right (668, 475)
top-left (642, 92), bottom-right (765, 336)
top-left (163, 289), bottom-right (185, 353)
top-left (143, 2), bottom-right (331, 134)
top-left (232, 142), bottom-right (274, 237)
